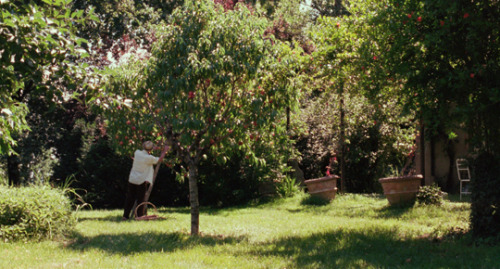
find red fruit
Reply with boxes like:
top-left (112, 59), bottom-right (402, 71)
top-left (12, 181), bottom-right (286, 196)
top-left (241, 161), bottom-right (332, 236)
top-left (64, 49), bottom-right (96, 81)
top-left (119, 141), bottom-right (124, 146)
top-left (132, 126), bottom-right (136, 131)
top-left (260, 90), bottom-right (265, 95)
top-left (188, 91), bottom-right (195, 99)
top-left (238, 141), bottom-right (243, 145)
top-left (228, 129), bottom-right (233, 134)
top-left (210, 139), bottom-right (215, 145)
top-left (126, 120), bottom-right (131, 125)
top-left (440, 20), bottom-right (445, 26)
top-left (115, 135), bottom-right (119, 139)
top-left (470, 73), bottom-right (475, 78)
top-left (407, 14), bottom-right (412, 18)
top-left (417, 16), bottom-right (422, 22)
top-left (463, 13), bottom-right (469, 19)
top-left (124, 136), bottom-right (128, 140)
top-left (373, 56), bottom-right (378, 60)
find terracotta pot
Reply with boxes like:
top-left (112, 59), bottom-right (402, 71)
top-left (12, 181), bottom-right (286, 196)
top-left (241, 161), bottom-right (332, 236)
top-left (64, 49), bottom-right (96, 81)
top-left (304, 175), bottom-right (339, 200)
top-left (379, 174), bottom-right (423, 205)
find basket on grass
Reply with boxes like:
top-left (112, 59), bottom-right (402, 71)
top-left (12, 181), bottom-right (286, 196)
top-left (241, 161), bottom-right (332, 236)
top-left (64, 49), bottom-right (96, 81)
top-left (134, 202), bottom-right (163, 221)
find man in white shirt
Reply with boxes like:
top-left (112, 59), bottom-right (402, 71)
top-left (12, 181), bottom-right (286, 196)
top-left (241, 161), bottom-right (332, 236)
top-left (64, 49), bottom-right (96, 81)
top-left (122, 141), bottom-right (168, 220)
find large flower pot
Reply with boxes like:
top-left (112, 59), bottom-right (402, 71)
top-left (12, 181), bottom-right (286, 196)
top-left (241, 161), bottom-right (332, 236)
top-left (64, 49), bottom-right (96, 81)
top-left (379, 174), bottom-right (423, 205)
top-left (304, 175), bottom-right (339, 200)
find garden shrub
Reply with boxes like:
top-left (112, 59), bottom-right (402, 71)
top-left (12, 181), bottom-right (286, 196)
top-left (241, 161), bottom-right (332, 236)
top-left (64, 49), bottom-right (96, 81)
top-left (74, 138), bottom-right (133, 209)
top-left (416, 184), bottom-right (446, 206)
top-left (0, 185), bottom-right (75, 242)
top-left (197, 157), bottom-right (259, 207)
top-left (470, 152), bottom-right (500, 240)
top-left (276, 176), bottom-right (301, 198)
top-left (197, 148), bottom-right (282, 207)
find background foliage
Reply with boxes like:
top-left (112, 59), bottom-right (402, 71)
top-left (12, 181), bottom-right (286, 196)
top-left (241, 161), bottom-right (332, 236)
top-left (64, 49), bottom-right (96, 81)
top-left (1, 0), bottom-right (499, 240)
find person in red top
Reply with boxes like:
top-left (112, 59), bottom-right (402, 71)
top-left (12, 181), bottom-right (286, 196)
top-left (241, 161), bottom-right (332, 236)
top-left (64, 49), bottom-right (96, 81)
top-left (122, 141), bottom-right (168, 220)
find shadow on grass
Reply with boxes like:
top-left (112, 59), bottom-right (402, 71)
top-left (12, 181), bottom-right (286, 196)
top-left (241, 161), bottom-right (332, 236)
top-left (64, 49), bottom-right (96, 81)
top-left (376, 202), bottom-right (416, 218)
top-left (244, 229), bottom-right (497, 268)
top-left (76, 216), bottom-right (125, 222)
top-left (68, 231), bottom-right (248, 255)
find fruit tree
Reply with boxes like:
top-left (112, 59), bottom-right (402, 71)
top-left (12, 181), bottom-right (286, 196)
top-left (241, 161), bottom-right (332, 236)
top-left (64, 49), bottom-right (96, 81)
top-left (100, 1), bottom-right (300, 235)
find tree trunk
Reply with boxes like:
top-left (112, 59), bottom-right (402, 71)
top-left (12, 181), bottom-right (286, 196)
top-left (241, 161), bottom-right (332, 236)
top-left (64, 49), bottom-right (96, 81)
top-left (7, 154), bottom-right (20, 186)
top-left (188, 161), bottom-right (200, 236)
top-left (418, 119), bottom-right (426, 185)
top-left (339, 82), bottom-right (346, 193)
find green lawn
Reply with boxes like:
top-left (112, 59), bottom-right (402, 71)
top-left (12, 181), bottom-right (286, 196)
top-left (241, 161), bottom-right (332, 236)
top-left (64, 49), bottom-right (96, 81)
top-left (1, 193), bottom-right (498, 268)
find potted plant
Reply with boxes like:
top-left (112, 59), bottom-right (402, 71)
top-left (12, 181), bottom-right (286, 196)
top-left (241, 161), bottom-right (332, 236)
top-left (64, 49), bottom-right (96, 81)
top-left (379, 173), bottom-right (423, 205)
top-left (379, 149), bottom-right (423, 205)
top-left (304, 157), bottom-right (339, 200)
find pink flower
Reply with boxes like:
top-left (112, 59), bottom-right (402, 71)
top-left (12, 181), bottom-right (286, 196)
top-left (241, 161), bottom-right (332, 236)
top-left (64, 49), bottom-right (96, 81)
top-left (326, 169), bottom-right (331, 176)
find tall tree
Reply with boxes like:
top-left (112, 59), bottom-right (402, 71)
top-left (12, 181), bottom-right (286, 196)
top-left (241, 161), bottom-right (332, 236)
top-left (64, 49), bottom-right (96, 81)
top-left (0, 0), bottom-right (92, 155)
top-left (1, 0), bottom-right (96, 186)
top-left (368, 0), bottom-right (500, 239)
top-left (101, 1), bottom-right (299, 235)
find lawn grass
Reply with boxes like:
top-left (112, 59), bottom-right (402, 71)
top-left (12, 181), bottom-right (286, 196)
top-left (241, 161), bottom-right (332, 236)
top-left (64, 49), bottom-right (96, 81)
top-left (1, 193), bottom-right (498, 268)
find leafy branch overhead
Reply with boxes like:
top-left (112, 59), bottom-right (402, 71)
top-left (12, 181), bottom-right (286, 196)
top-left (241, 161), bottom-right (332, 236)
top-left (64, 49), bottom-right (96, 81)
top-left (0, 0), bottom-right (96, 154)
